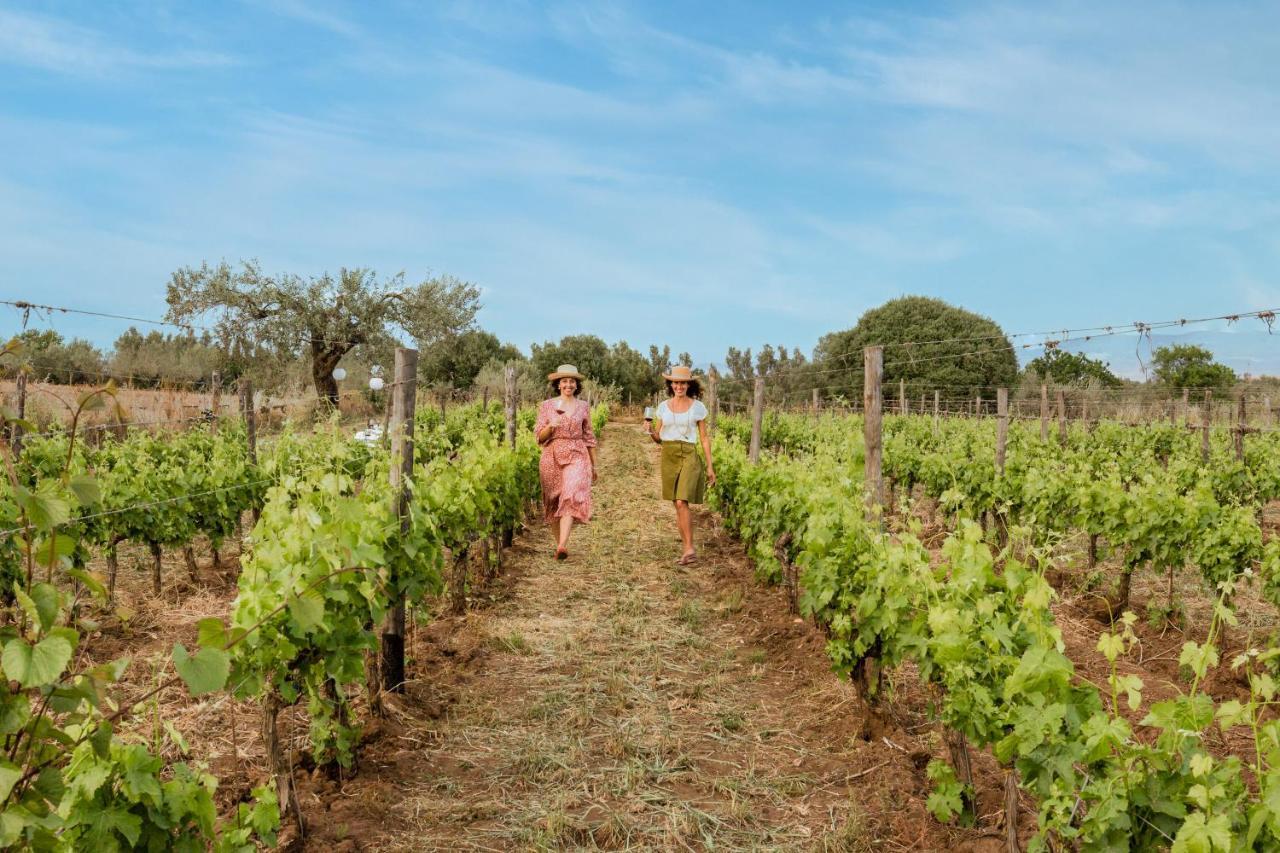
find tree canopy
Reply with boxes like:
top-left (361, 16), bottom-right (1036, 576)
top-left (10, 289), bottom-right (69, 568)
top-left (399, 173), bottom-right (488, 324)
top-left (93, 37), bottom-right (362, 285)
top-left (529, 336), bottom-right (676, 402)
top-left (165, 260), bottom-right (480, 404)
top-left (418, 330), bottom-right (523, 390)
top-left (1025, 349), bottom-right (1123, 388)
top-left (3, 330), bottom-right (105, 386)
top-left (1150, 344), bottom-right (1236, 392)
top-left (813, 296), bottom-right (1017, 398)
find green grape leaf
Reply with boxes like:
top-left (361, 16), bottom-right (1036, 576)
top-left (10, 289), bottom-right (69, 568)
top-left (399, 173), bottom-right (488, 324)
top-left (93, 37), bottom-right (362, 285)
top-left (172, 643), bottom-right (229, 697)
top-left (28, 583), bottom-right (60, 633)
top-left (68, 474), bottom-right (101, 507)
top-left (2, 635), bottom-right (73, 688)
top-left (67, 569), bottom-right (109, 603)
top-left (196, 618), bottom-right (227, 650)
top-left (0, 760), bottom-right (21, 802)
top-left (288, 590), bottom-right (325, 633)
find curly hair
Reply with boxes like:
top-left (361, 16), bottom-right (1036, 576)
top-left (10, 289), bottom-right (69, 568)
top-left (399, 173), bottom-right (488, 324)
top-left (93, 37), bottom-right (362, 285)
top-left (665, 378), bottom-right (702, 399)
top-left (548, 376), bottom-right (585, 397)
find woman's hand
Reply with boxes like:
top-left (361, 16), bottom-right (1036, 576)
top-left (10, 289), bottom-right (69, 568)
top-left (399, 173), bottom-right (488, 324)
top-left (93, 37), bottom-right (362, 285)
top-left (592, 465), bottom-right (599, 484)
top-left (706, 467), bottom-right (716, 487)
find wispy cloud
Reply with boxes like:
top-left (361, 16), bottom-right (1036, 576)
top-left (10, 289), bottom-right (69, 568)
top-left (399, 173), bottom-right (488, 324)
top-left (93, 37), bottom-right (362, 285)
top-left (0, 8), bottom-right (237, 75)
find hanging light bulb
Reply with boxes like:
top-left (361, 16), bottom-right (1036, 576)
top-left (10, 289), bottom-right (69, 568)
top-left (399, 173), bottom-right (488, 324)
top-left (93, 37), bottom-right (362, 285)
top-left (332, 367), bottom-right (347, 381)
top-left (369, 377), bottom-right (385, 391)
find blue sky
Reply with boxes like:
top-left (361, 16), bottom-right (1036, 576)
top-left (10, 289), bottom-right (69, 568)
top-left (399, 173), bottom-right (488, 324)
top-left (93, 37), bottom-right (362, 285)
top-left (2, 1), bottom-right (1280, 376)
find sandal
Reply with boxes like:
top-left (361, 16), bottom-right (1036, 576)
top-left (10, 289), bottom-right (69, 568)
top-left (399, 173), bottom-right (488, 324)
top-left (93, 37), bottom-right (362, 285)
top-left (556, 548), bottom-right (568, 561)
top-left (676, 552), bottom-right (697, 566)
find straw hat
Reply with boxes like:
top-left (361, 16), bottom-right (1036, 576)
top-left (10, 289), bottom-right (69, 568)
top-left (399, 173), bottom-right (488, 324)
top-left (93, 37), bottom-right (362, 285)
top-left (547, 364), bottom-right (585, 381)
top-left (661, 365), bottom-right (697, 382)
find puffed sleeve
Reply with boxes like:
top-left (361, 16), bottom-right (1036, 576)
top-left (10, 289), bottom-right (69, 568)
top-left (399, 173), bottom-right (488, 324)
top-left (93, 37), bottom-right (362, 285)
top-left (581, 401), bottom-right (597, 448)
top-left (692, 400), bottom-right (708, 421)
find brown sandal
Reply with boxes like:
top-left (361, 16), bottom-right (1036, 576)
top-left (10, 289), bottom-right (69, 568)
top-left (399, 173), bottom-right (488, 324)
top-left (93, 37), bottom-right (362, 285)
top-left (676, 552), bottom-right (697, 565)
top-left (556, 548), bottom-right (568, 561)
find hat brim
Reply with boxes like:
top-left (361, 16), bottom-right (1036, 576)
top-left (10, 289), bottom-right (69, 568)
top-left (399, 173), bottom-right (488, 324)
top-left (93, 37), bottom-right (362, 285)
top-left (548, 371), bottom-right (585, 381)
top-left (661, 373), bottom-right (698, 382)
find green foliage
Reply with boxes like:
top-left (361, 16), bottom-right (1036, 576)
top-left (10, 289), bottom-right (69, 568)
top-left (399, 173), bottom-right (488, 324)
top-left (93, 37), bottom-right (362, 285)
top-left (530, 335), bottom-right (668, 401)
top-left (166, 260), bottom-right (481, 403)
top-left (1151, 344), bottom-right (1236, 392)
top-left (712, 405), bottom-right (1280, 850)
top-left (1025, 349), bottom-right (1123, 388)
top-left (814, 296), bottom-right (1018, 398)
top-left (418, 330), bottom-right (523, 390)
top-left (108, 327), bottom-right (228, 389)
top-left (0, 375), bottom-right (276, 851)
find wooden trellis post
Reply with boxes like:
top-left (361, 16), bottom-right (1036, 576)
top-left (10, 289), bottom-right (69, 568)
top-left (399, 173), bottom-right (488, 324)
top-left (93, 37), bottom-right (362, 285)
top-left (1235, 394), bottom-right (1247, 461)
top-left (708, 368), bottom-right (719, 431)
top-left (899, 379), bottom-right (906, 415)
top-left (933, 390), bottom-right (940, 428)
top-left (210, 371), bottom-right (221, 428)
top-left (1202, 390), bottom-right (1212, 464)
top-left (1056, 389), bottom-right (1067, 446)
top-left (996, 388), bottom-right (1009, 475)
top-left (239, 378), bottom-right (258, 525)
top-left (504, 365), bottom-right (517, 451)
top-left (1040, 384), bottom-right (1049, 441)
top-left (748, 377), bottom-right (765, 463)
top-left (864, 347), bottom-right (884, 517)
top-left (11, 370), bottom-right (26, 454)
top-left (1183, 388), bottom-right (1191, 427)
top-left (812, 387), bottom-right (819, 418)
top-left (381, 348), bottom-right (417, 694)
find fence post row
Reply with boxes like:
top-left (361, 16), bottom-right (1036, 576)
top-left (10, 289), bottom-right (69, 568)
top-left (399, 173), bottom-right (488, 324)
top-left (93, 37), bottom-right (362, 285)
top-left (863, 346), bottom-right (884, 518)
top-left (381, 347), bottom-right (418, 694)
top-left (996, 388), bottom-right (1009, 475)
top-left (748, 377), bottom-right (765, 464)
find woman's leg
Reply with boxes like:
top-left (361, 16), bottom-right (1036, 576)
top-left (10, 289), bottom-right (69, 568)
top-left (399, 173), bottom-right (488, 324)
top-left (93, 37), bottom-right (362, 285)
top-left (558, 514), bottom-right (574, 550)
top-left (675, 500), bottom-right (693, 557)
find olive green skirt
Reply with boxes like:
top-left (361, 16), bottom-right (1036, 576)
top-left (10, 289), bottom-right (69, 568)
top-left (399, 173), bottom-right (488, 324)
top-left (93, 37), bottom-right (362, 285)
top-left (661, 441), bottom-right (706, 503)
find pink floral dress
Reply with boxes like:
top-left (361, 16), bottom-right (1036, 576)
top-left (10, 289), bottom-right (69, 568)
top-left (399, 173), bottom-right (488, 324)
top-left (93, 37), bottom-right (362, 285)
top-left (536, 398), bottom-right (597, 523)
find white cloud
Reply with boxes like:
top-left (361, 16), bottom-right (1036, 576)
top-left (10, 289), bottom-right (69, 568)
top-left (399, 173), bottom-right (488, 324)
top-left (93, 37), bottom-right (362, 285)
top-left (0, 8), bottom-right (237, 75)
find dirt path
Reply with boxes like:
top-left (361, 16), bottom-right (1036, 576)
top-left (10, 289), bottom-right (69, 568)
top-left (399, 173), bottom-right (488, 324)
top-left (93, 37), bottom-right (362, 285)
top-left (308, 421), bottom-right (979, 851)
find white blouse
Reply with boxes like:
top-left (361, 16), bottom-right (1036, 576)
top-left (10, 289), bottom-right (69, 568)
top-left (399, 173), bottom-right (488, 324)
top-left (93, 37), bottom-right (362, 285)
top-left (656, 399), bottom-right (708, 443)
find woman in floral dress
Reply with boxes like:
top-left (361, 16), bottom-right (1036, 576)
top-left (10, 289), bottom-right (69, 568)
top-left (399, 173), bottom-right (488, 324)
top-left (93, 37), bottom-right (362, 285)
top-left (535, 364), bottom-right (598, 559)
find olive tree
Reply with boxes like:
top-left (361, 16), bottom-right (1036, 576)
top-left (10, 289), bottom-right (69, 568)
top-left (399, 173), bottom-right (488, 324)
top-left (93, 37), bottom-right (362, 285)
top-left (814, 296), bottom-right (1017, 398)
top-left (166, 260), bottom-right (480, 404)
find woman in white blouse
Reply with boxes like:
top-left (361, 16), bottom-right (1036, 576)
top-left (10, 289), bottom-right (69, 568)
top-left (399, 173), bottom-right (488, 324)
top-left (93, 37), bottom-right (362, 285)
top-left (648, 365), bottom-right (716, 565)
